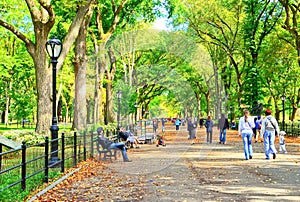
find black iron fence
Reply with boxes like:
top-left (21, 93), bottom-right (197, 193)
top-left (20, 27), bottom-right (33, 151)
top-left (280, 122), bottom-right (300, 137)
top-left (0, 129), bottom-right (117, 200)
top-left (230, 120), bottom-right (300, 137)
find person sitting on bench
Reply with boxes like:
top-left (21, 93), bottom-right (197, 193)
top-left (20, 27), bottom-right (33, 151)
top-left (97, 127), bottom-right (131, 162)
top-left (118, 127), bottom-right (129, 142)
top-left (126, 130), bottom-right (141, 148)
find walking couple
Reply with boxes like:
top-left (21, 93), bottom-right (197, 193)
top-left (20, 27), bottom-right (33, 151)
top-left (238, 109), bottom-right (279, 160)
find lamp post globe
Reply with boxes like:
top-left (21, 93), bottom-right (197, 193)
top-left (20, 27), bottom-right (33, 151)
top-left (281, 94), bottom-right (286, 131)
top-left (46, 37), bottom-right (62, 166)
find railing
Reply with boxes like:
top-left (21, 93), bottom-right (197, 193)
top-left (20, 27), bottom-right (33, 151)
top-left (233, 121), bottom-right (300, 137)
top-left (0, 129), bottom-right (116, 200)
top-left (280, 122), bottom-right (300, 137)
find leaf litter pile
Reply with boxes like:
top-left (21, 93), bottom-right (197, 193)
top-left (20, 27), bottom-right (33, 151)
top-left (28, 159), bottom-right (148, 201)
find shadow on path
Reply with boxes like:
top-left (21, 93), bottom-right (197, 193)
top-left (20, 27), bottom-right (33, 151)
top-left (29, 125), bottom-right (300, 202)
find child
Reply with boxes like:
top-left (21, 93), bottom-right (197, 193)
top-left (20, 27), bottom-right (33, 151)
top-left (156, 132), bottom-right (166, 147)
top-left (279, 131), bottom-right (288, 153)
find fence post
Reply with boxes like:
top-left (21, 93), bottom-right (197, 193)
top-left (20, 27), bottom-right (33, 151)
top-left (83, 131), bottom-right (87, 161)
top-left (90, 131), bottom-right (94, 158)
top-left (61, 133), bottom-right (65, 173)
top-left (74, 132), bottom-right (77, 166)
top-left (21, 141), bottom-right (26, 191)
top-left (45, 137), bottom-right (49, 183)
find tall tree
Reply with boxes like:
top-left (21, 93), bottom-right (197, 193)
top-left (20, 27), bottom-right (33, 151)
top-left (89, 0), bottom-right (160, 125)
top-left (0, 0), bottom-right (94, 134)
top-left (242, 0), bottom-right (282, 110)
top-left (278, 0), bottom-right (300, 120)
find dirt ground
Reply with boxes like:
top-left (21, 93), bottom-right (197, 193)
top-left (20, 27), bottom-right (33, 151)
top-left (30, 125), bottom-right (300, 202)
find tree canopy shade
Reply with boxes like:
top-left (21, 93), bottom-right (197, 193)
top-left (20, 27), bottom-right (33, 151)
top-left (3, 0), bottom-right (300, 133)
top-left (162, 0), bottom-right (300, 121)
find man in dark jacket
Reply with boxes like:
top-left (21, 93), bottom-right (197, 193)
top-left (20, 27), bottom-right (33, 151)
top-left (218, 114), bottom-right (230, 144)
top-left (97, 127), bottom-right (131, 162)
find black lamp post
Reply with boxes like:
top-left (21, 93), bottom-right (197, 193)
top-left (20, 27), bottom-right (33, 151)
top-left (46, 37), bottom-right (62, 165)
top-left (117, 90), bottom-right (122, 129)
top-left (281, 94), bottom-right (286, 131)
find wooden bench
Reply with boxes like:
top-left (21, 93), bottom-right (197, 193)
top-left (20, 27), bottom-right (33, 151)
top-left (96, 137), bottom-right (119, 162)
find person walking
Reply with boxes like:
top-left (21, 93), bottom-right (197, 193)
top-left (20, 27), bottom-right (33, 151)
top-left (205, 116), bottom-right (213, 143)
top-left (187, 118), bottom-right (198, 144)
top-left (218, 114), bottom-right (229, 144)
top-left (161, 118), bottom-right (167, 132)
top-left (153, 119), bottom-right (158, 133)
top-left (261, 109), bottom-right (280, 160)
top-left (175, 119), bottom-right (181, 131)
top-left (238, 110), bottom-right (255, 160)
top-left (254, 116), bottom-right (262, 143)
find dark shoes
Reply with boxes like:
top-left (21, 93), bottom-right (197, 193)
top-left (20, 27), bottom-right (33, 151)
top-left (249, 156), bottom-right (252, 159)
top-left (273, 153), bottom-right (276, 159)
top-left (124, 159), bottom-right (132, 162)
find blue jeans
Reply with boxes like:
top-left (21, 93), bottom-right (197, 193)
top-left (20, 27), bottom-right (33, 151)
top-left (206, 131), bottom-right (212, 143)
top-left (242, 133), bottom-right (253, 160)
top-left (109, 142), bottom-right (129, 161)
top-left (264, 131), bottom-right (277, 159)
top-left (219, 129), bottom-right (227, 143)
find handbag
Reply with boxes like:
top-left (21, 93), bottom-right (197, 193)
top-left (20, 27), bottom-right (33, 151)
top-left (267, 118), bottom-right (278, 136)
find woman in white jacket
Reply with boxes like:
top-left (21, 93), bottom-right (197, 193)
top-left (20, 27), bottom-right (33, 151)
top-left (238, 110), bottom-right (255, 160)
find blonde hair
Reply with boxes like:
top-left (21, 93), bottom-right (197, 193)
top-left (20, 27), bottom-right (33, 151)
top-left (244, 110), bottom-right (250, 122)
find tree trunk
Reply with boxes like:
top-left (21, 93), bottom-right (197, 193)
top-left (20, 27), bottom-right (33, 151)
top-left (105, 47), bottom-right (117, 124)
top-left (213, 63), bottom-right (221, 118)
top-left (206, 93), bottom-right (211, 116)
top-left (33, 38), bottom-right (52, 136)
top-left (92, 43), bottom-right (107, 125)
top-left (4, 79), bottom-right (12, 125)
top-left (86, 99), bottom-right (91, 124)
top-left (93, 46), bottom-right (100, 124)
top-left (105, 82), bottom-right (114, 124)
top-left (73, 8), bottom-right (93, 131)
top-left (291, 106), bottom-right (297, 121)
top-left (197, 94), bottom-right (201, 119)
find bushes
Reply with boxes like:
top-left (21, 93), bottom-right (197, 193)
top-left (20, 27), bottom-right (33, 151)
top-left (1, 130), bottom-right (46, 145)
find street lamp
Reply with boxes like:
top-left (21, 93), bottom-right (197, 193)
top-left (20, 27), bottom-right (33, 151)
top-left (117, 90), bottom-right (122, 129)
top-left (281, 94), bottom-right (286, 131)
top-left (46, 37), bottom-right (62, 166)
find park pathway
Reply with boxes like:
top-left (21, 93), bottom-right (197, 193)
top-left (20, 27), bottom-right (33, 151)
top-left (30, 124), bottom-right (300, 202)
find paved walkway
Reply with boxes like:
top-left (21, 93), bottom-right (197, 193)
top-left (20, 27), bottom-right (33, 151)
top-left (32, 125), bottom-right (300, 202)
